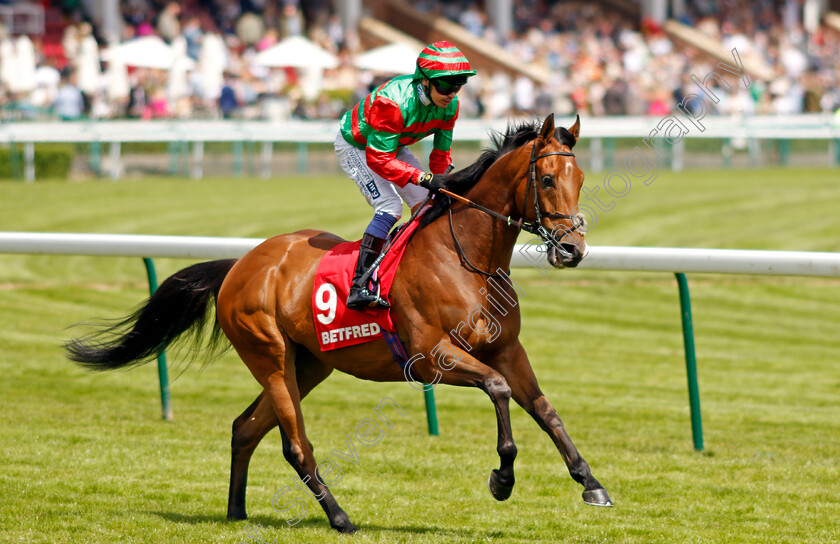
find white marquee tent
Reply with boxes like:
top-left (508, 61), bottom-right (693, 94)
top-left (354, 42), bottom-right (417, 75)
top-left (103, 36), bottom-right (196, 70)
top-left (252, 36), bottom-right (339, 69)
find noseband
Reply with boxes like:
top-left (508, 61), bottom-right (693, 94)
top-left (445, 140), bottom-right (585, 278)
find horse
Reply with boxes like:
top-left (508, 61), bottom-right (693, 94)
top-left (66, 113), bottom-right (611, 533)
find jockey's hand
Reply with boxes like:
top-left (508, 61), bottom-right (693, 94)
top-left (417, 172), bottom-right (447, 194)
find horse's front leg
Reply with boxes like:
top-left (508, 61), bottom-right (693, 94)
top-left (496, 342), bottom-right (612, 506)
top-left (410, 345), bottom-right (517, 501)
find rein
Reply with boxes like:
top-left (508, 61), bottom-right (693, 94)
top-left (443, 141), bottom-right (582, 277)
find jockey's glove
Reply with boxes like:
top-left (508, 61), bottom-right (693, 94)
top-left (417, 172), bottom-right (447, 194)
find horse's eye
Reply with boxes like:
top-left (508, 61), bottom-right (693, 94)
top-left (541, 174), bottom-right (554, 188)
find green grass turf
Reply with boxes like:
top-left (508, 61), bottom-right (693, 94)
top-left (1, 168), bottom-right (839, 543)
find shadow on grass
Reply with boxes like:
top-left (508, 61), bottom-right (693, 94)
top-left (151, 511), bottom-right (503, 539)
top-left (149, 511), bottom-right (229, 526)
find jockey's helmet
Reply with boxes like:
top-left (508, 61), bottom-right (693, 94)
top-left (414, 41), bottom-right (476, 90)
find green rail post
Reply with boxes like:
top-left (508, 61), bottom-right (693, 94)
top-left (233, 141), bottom-right (243, 177)
top-left (296, 142), bottom-right (308, 175)
top-left (604, 137), bottom-right (615, 170)
top-left (89, 141), bottom-right (102, 177)
top-left (142, 258), bottom-right (174, 421)
top-left (778, 139), bottom-right (790, 166)
top-left (168, 141), bottom-right (179, 175)
top-left (424, 387), bottom-right (439, 436)
top-left (674, 273), bottom-right (703, 451)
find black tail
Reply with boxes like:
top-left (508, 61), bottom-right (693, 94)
top-left (66, 259), bottom-right (237, 371)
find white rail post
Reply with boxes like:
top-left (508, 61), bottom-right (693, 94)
top-left (24, 142), bottom-right (35, 182)
top-left (192, 141), bottom-right (204, 179)
top-left (260, 141), bottom-right (272, 179)
top-left (109, 141), bottom-right (121, 180)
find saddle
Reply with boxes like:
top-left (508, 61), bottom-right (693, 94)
top-left (312, 219), bottom-right (421, 351)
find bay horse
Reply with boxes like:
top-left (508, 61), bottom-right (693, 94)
top-left (66, 113), bottom-right (611, 533)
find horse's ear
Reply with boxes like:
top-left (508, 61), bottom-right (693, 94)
top-left (568, 114), bottom-right (581, 143)
top-left (538, 113), bottom-right (555, 143)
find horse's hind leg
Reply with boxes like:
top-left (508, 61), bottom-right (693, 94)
top-left (232, 333), bottom-right (357, 533)
top-left (497, 342), bottom-right (612, 506)
top-left (227, 351), bottom-right (336, 522)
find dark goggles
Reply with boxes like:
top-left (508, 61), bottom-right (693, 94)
top-left (430, 77), bottom-right (466, 95)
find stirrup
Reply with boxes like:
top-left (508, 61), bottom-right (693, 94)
top-left (370, 280), bottom-right (390, 309)
top-left (347, 285), bottom-right (390, 310)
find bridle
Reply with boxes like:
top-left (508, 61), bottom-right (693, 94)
top-left (521, 140), bottom-right (582, 238)
top-left (445, 140), bottom-right (585, 278)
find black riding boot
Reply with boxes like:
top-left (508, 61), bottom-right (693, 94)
top-left (347, 234), bottom-right (391, 310)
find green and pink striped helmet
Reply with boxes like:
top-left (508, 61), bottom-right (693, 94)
top-left (413, 41), bottom-right (476, 83)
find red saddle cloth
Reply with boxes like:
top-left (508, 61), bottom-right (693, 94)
top-left (312, 220), bottom-right (421, 351)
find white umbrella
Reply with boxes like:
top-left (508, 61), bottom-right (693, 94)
top-left (354, 43), bottom-right (417, 74)
top-left (103, 36), bottom-right (196, 70)
top-left (252, 35), bottom-right (338, 69)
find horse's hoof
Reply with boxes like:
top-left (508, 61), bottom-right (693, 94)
top-left (582, 488), bottom-right (613, 507)
top-left (487, 469), bottom-right (514, 501)
top-left (331, 513), bottom-right (359, 534)
top-left (335, 522), bottom-right (359, 534)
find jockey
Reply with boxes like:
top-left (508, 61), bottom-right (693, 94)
top-left (335, 40), bottom-right (476, 310)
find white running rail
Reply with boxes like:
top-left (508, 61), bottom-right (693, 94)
top-left (1, 232), bottom-right (839, 277)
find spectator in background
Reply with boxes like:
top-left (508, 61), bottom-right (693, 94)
top-left (512, 75), bottom-right (535, 115)
top-left (136, 20), bottom-right (154, 37)
top-left (646, 89), bottom-right (671, 116)
top-left (126, 74), bottom-right (147, 119)
top-left (602, 78), bottom-right (628, 115)
top-left (325, 13), bottom-right (345, 51)
top-left (218, 73), bottom-right (240, 118)
top-left (182, 17), bottom-right (204, 61)
top-left (147, 85), bottom-right (170, 118)
top-left (280, 3), bottom-right (304, 38)
top-left (257, 27), bottom-right (279, 51)
top-left (236, 10), bottom-right (265, 48)
top-left (157, 2), bottom-right (182, 43)
top-left (122, 0), bottom-right (150, 29)
top-left (74, 23), bottom-right (100, 105)
top-left (459, 2), bottom-right (486, 37)
top-left (53, 71), bottom-right (84, 120)
top-left (802, 70), bottom-right (824, 112)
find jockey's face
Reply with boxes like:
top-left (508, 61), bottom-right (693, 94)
top-left (425, 79), bottom-right (459, 108)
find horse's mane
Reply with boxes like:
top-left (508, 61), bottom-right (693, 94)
top-left (418, 120), bottom-right (577, 228)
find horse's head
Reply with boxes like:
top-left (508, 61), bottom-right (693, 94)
top-left (420, 114), bottom-right (587, 270)
top-left (515, 113), bottom-right (586, 269)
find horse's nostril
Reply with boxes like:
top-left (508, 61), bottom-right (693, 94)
top-left (560, 243), bottom-right (580, 258)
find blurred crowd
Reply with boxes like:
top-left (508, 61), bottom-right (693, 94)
top-left (1, 0), bottom-right (839, 122)
top-left (440, 0), bottom-right (840, 118)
